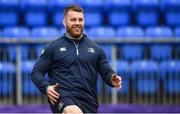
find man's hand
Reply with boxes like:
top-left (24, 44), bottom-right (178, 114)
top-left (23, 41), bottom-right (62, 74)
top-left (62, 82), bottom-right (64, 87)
top-left (111, 74), bottom-right (122, 90)
top-left (47, 83), bottom-right (60, 105)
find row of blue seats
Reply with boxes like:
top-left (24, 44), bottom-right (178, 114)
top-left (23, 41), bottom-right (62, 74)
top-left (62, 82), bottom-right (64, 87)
top-left (0, 60), bottom-right (180, 95)
top-left (0, 44), bottom-right (178, 62)
top-left (1, 26), bottom-right (180, 38)
top-left (101, 60), bottom-right (180, 95)
top-left (0, 10), bottom-right (180, 27)
top-left (1, 0), bottom-right (180, 11)
top-left (1, 0), bottom-right (180, 27)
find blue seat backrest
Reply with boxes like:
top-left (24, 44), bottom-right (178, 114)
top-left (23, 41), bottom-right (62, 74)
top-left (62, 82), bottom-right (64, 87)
top-left (131, 60), bottom-right (159, 79)
top-left (120, 44), bottom-right (144, 61)
top-left (145, 26), bottom-right (173, 38)
top-left (150, 44), bottom-right (172, 61)
top-left (117, 26), bottom-right (144, 38)
top-left (2, 26), bottom-right (30, 38)
top-left (31, 27), bottom-right (59, 39)
top-left (85, 12), bottom-right (102, 27)
top-left (88, 26), bottom-right (115, 39)
top-left (116, 60), bottom-right (130, 94)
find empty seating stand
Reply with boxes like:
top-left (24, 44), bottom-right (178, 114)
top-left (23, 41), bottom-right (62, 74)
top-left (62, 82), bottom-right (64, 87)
top-left (133, 0), bottom-right (159, 27)
top-left (116, 60), bottom-right (130, 103)
top-left (107, 0), bottom-right (131, 27)
top-left (21, 0), bottom-right (48, 27)
top-left (161, 0), bottom-right (180, 27)
top-left (2, 26), bottom-right (30, 61)
top-left (131, 60), bottom-right (160, 104)
top-left (0, 62), bottom-right (15, 104)
top-left (0, 0), bottom-right (19, 27)
top-left (160, 60), bottom-right (180, 104)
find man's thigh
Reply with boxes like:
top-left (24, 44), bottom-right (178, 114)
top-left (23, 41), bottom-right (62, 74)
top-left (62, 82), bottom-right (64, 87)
top-left (49, 97), bottom-right (81, 113)
top-left (62, 105), bottom-right (83, 114)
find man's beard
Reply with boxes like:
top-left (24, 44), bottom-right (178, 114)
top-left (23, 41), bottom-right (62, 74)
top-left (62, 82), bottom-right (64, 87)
top-left (66, 25), bottom-right (84, 38)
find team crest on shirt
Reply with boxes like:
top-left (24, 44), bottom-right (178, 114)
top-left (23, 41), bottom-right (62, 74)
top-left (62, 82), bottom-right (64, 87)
top-left (60, 47), bottom-right (67, 52)
top-left (88, 48), bottom-right (95, 53)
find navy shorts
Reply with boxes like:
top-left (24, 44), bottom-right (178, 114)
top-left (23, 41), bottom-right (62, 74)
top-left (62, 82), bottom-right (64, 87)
top-left (48, 96), bottom-right (98, 113)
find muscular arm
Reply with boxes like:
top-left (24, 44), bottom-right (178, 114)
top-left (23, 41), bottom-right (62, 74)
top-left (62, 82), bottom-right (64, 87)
top-left (97, 47), bottom-right (116, 87)
top-left (31, 44), bottom-right (53, 94)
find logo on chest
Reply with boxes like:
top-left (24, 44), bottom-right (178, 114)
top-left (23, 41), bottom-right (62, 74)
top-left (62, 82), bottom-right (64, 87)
top-left (88, 48), bottom-right (95, 53)
top-left (60, 47), bottom-right (66, 52)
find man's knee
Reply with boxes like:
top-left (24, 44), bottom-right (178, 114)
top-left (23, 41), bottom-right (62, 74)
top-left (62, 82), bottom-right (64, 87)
top-left (62, 105), bottom-right (83, 114)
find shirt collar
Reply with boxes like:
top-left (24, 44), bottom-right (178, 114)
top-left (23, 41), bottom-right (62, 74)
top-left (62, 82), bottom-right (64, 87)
top-left (65, 32), bottom-right (83, 40)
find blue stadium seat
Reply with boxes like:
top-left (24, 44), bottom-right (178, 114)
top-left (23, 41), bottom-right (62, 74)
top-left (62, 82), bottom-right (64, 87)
top-left (109, 11), bottom-right (131, 27)
top-left (21, 60), bottom-right (35, 73)
top-left (0, 0), bottom-right (19, 28)
top-left (150, 44), bottom-right (172, 61)
top-left (133, 0), bottom-right (159, 26)
top-left (0, 62), bottom-right (15, 95)
top-left (165, 11), bottom-right (180, 27)
top-left (49, 0), bottom-right (75, 11)
top-left (0, 0), bottom-right (19, 10)
top-left (161, 0), bottom-right (180, 11)
top-left (131, 60), bottom-right (159, 95)
top-left (0, 11), bottom-right (19, 27)
top-left (2, 27), bottom-right (30, 60)
top-left (2, 26), bottom-right (30, 38)
top-left (88, 26), bottom-right (115, 39)
top-left (116, 60), bottom-right (130, 94)
top-left (24, 11), bottom-right (47, 27)
top-left (21, 0), bottom-right (47, 11)
top-left (117, 26), bottom-right (144, 38)
top-left (52, 12), bottom-right (63, 27)
top-left (136, 11), bottom-right (159, 26)
top-left (161, 0), bottom-right (180, 26)
top-left (105, 0), bottom-right (131, 11)
top-left (131, 61), bottom-right (159, 75)
top-left (77, 0), bottom-right (104, 12)
top-left (119, 45), bottom-right (144, 61)
top-left (85, 12), bottom-right (102, 27)
top-left (145, 27), bottom-right (173, 38)
top-left (133, 0), bottom-right (159, 10)
top-left (160, 61), bottom-right (180, 94)
top-left (21, 60), bottom-right (40, 95)
top-left (21, 0), bottom-right (48, 27)
top-left (174, 27), bottom-right (180, 38)
top-left (31, 27), bottom-right (60, 39)
top-left (166, 80), bottom-right (180, 94)
top-left (137, 80), bottom-right (157, 94)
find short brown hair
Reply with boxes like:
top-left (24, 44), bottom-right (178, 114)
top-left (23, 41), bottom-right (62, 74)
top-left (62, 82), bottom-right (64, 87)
top-left (64, 5), bottom-right (84, 17)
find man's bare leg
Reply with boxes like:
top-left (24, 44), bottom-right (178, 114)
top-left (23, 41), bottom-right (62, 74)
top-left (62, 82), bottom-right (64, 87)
top-left (62, 105), bottom-right (83, 114)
